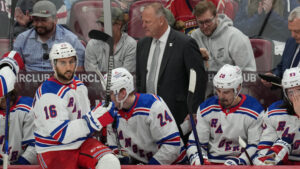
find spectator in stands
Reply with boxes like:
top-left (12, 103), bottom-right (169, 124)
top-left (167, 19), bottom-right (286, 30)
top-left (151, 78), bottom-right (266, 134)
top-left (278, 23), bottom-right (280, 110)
top-left (254, 67), bottom-right (300, 165)
top-left (14, 0), bottom-right (37, 37)
top-left (13, 0), bottom-right (85, 72)
top-left (0, 0), bottom-right (10, 38)
top-left (166, 0), bottom-right (201, 34)
top-left (261, 7), bottom-right (300, 87)
top-left (187, 64), bottom-right (263, 165)
top-left (106, 67), bottom-right (186, 164)
top-left (166, 0), bottom-right (231, 35)
top-left (136, 2), bottom-right (207, 143)
top-left (234, 0), bottom-right (299, 42)
top-left (192, 0), bottom-right (256, 71)
top-left (0, 51), bottom-right (37, 165)
top-left (85, 7), bottom-right (136, 72)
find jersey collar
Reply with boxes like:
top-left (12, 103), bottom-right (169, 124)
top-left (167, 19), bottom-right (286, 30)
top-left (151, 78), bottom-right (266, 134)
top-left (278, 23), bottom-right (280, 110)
top-left (220, 94), bottom-right (246, 115)
top-left (118, 93), bottom-right (139, 121)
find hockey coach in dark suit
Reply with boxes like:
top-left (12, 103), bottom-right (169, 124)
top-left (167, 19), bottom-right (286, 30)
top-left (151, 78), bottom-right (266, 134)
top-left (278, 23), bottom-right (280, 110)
top-left (136, 2), bottom-right (207, 140)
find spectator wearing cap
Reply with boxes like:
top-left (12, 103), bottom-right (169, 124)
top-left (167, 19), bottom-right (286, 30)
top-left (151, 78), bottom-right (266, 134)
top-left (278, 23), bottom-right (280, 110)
top-left (14, 0), bottom-right (38, 37)
top-left (84, 7), bottom-right (136, 72)
top-left (13, 0), bottom-right (85, 72)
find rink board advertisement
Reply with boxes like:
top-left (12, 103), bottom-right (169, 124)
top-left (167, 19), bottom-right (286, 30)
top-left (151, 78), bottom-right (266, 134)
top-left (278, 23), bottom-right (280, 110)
top-left (15, 72), bottom-right (281, 108)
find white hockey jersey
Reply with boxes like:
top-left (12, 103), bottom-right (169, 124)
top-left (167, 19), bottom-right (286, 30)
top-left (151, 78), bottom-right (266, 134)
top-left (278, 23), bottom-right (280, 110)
top-left (33, 76), bottom-right (92, 153)
top-left (257, 100), bottom-right (300, 162)
top-left (107, 93), bottom-right (186, 164)
top-left (187, 94), bottom-right (264, 164)
top-left (0, 96), bottom-right (36, 164)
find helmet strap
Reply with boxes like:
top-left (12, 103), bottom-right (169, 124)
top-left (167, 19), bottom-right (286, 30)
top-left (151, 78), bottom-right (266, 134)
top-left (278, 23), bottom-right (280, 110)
top-left (228, 84), bottom-right (243, 108)
top-left (283, 89), bottom-right (293, 106)
top-left (115, 89), bottom-right (129, 110)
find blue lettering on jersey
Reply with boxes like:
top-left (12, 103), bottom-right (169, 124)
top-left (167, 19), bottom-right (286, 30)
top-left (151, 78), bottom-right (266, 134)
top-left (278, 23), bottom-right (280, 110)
top-left (125, 138), bottom-right (131, 147)
top-left (118, 130), bottom-right (124, 140)
top-left (232, 145), bottom-right (240, 151)
top-left (215, 125), bottom-right (223, 133)
top-left (132, 144), bottom-right (137, 153)
top-left (211, 119), bottom-right (218, 128)
top-left (72, 104), bottom-right (77, 113)
top-left (218, 139), bottom-right (225, 148)
top-left (68, 97), bottom-right (74, 107)
top-left (0, 135), bottom-right (3, 144)
top-left (225, 141), bottom-right (232, 151)
top-left (277, 121), bottom-right (286, 131)
top-left (10, 151), bottom-right (18, 161)
top-left (282, 127), bottom-right (295, 141)
top-left (157, 110), bottom-right (173, 127)
top-left (293, 140), bottom-right (300, 150)
top-left (139, 149), bottom-right (145, 157)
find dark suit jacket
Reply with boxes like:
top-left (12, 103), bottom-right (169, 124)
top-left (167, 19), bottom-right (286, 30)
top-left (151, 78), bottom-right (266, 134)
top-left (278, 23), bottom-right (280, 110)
top-left (136, 28), bottom-right (207, 127)
top-left (273, 38), bottom-right (299, 78)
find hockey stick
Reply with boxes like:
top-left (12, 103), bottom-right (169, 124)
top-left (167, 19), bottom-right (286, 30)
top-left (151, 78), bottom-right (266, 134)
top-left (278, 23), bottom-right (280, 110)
top-left (9, 0), bottom-right (18, 50)
top-left (94, 69), bottom-right (106, 92)
top-left (88, 30), bottom-right (114, 107)
top-left (239, 136), bottom-right (253, 165)
top-left (89, 30), bottom-right (126, 159)
top-left (187, 69), bottom-right (204, 165)
top-left (3, 95), bottom-right (11, 169)
top-left (257, 0), bottom-right (277, 38)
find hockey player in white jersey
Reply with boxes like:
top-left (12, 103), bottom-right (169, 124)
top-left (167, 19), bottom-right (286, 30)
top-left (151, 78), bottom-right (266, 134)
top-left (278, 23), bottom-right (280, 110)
top-left (187, 64), bottom-right (264, 165)
top-left (32, 42), bottom-right (120, 169)
top-left (254, 67), bottom-right (300, 165)
top-left (0, 51), bottom-right (37, 165)
top-left (105, 67), bottom-right (186, 164)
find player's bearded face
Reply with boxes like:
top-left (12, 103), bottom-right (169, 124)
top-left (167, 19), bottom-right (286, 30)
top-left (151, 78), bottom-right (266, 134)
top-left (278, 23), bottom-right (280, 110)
top-left (54, 57), bottom-right (76, 84)
top-left (33, 17), bottom-right (56, 36)
top-left (215, 88), bottom-right (235, 108)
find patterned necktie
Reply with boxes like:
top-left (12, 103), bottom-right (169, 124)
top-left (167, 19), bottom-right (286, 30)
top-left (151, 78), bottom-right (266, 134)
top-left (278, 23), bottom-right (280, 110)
top-left (147, 40), bottom-right (160, 94)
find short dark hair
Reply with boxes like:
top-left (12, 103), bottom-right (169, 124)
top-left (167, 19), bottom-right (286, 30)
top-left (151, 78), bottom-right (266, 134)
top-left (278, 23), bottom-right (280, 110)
top-left (280, 97), bottom-right (296, 116)
top-left (193, 0), bottom-right (216, 17)
top-left (4, 89), bottom-right (18, 107)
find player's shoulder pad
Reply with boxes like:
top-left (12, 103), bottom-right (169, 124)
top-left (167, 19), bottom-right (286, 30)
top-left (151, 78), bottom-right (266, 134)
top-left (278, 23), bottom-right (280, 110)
top-left (35, 77), bottom-right (68, 100)
top-left (199, 96), bottom-right (220, 117)
top-left (241, 94), bottom-right (264, 114)
top-left (136, 93), bottom-right (161, 109)
top-left (12, 96), bottom-right (33, 113)
top-left (200, 96), bottom-right (219, 110)
top-left (267, 100), bottom-right (287, 117)
top-left (73, 76), bottom-right (85, 86)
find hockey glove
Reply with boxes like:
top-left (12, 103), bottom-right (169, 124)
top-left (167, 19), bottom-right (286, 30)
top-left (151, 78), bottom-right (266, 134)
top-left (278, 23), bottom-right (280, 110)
top-left (189, 152), bottom-right (201, 165)
top-left (224, 157), bottom-right (246, 165)
top-left (255, 138), bottom-right (291, 165)
top-left (84, 102), bottom-right (115, 131)
top-left (0, 56), bottom-right (22, 75)
top-left (112, 148), bottom-right (131, 164)
top-left (188, 152), bottom-right (212, 165)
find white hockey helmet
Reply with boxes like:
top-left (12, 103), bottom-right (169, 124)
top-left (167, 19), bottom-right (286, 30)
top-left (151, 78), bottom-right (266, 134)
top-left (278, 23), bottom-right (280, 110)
top-left (213, 64), bottom-right (243, 93)
top-left (49, 42), bottom-right (77, 61)
top-left (104, 67), bottom-right (134, 95)
top-left (282, 67), bottom-right (300, 90)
